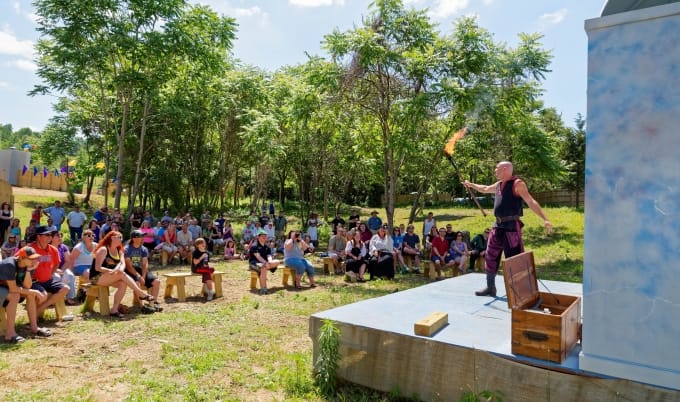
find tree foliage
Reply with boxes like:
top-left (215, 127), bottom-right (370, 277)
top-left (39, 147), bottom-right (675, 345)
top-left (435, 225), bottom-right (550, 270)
top-left (24, 0), bottom-right (584, 219)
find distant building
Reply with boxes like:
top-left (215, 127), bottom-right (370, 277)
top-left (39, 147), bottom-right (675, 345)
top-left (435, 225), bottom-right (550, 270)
top-left (0, 149), bottom-right (31, 185)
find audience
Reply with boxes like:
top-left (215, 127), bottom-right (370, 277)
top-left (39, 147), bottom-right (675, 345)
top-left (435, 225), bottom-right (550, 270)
top-left (449, 232), bottom-right (469, 277)
top-left (124, 231), bottom-right (162, 312)
top-left (344, 231), bottom-right (367, 282)
top-left (192, 238), bottom-right (216, 301)
top-left (283, 230), bottom-right (317, 290)
top-left (249, 229), bottom-right (281, 295)
top-left (368, 224), bottom-right (395, 280)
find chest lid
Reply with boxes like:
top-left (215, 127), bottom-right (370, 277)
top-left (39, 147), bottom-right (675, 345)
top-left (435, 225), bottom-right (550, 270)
top-left (502, 250), bottom-right (539, 310)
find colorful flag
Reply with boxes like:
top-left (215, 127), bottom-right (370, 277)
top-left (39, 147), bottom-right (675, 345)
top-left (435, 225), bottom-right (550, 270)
top-left (95, 162), bottom-right (105, 169)
top-left (33, 167), bottom-right (38, 176)
top-left (54, 169), bottom-right (60, 176)
top-left (60, 166), bottom-right (68, 173)
top-left (43, 167), bottom-right (48, 177)
top-left (22, 165), bottom-right (28, 175)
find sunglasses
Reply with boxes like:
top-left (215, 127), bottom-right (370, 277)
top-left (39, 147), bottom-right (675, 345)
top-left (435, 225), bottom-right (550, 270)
top-left (83, 234), bottom-right (92, 237)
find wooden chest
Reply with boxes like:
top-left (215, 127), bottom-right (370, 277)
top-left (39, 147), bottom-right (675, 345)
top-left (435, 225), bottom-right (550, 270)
top-left (502, 251), bottom-right (581, 363)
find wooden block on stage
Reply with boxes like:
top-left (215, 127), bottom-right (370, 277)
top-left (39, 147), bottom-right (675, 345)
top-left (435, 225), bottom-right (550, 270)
top-left (414, 311), bottom-right (448, 337)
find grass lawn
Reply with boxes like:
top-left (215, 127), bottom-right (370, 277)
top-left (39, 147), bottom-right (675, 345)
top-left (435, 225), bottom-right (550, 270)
top-left (1, 190), bottom-right (584, 400)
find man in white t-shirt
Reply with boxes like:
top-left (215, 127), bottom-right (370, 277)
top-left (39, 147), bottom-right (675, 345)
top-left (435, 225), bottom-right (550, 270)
top-left (66, 205), bottom-right (87, 246)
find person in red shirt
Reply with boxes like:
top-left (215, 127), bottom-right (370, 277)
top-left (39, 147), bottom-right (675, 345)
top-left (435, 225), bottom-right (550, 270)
top-left (431, 227), bottom-right (455, 280)
top-left (29, 226), bottom-right (70, 317)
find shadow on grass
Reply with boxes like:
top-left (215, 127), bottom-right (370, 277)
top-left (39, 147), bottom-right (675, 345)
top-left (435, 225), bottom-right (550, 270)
top-left (522, 224), bottom-right (583, 247)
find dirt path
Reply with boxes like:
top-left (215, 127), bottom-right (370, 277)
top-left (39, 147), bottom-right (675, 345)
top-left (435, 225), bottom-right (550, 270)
top-left (12, 186), bottom-right (69, 197)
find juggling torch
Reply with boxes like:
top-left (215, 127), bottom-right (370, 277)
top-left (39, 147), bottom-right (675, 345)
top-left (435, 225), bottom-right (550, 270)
top-left (443, 127), bottom-right (487, 217)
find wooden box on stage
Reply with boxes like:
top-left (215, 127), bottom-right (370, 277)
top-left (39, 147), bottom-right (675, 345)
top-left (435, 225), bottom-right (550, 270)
top-left (502, 251), bottom-right (581, 363)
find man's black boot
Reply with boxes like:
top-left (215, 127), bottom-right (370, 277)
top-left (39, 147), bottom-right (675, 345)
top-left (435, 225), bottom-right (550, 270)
top-left (475, 272), bottom-right (497, 297)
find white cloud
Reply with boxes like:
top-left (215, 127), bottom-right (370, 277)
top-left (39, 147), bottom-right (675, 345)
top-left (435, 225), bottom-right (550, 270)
top-left (539, 8), bottom-right (568, 26)
top-left (11, 0), bottom-right (21, 13)
top-left (8, 59), bottom-right (37, 71)
top-left (288, 0), bottom-right (345, 7)
top-left (232, 6), bottom-right (263, 18)
top-left (0, 30), bottom-right (34, 59)
top-left (428, 0), bottom-right (470, 20)
top-left (481, 0), bottom-right (494, 5)
top-left (0, 81), bottom-right (9, 88)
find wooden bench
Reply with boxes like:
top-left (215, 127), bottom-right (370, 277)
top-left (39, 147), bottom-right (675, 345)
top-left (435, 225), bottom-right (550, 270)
top-left (421, 260), bottom-right (436, 279)
top-left (163, 271), bottom-right (224, 302)
top-left (83, 284), bottom-right (111, 315)
top-left (41, 298), bottom-right (68, 321)
top-left (322, 257), bottom-right (333, 275)
top-left (248, 266), bottom-right (294, 289)
top-left (0, 306), bottom-right (6, 335)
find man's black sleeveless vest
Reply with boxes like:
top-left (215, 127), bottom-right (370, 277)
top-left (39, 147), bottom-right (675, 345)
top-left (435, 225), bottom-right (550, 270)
top-left (494, 176), bottom-right (523, 229)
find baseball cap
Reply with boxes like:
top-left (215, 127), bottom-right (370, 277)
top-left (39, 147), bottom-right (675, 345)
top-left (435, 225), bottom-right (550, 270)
top-left (257, 228), bottom-right (268, 236)
top-left (35, 226), bottom-right (56, 235)
top-left (131, 230), bottom-right (144, 238)
top-left (15, 246), bottom-right (41, 260)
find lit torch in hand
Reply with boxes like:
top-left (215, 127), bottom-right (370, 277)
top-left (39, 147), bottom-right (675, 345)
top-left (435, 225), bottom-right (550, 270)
top-left (443, 127), bottom-right (487, 217)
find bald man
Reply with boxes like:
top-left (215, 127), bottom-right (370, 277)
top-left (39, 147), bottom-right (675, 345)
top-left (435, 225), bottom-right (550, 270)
top-left (463, 161), bottom-right (552, 297)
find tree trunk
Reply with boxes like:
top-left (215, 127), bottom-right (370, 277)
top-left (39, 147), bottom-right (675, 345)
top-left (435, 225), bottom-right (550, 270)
top-left (129, 95), bottom-right (151, 211)
top-left (114, 90), bottom-right (130, 210)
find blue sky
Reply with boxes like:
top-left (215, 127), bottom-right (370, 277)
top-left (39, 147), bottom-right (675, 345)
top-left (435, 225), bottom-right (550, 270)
top-left (0, 0), bottom-right (605, 132)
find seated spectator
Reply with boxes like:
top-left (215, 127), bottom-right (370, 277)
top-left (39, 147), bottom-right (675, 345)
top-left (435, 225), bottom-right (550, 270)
top-left (161, 222), bottom-right (178, 263)
top-left (344, 231), bottom-right (367, 282)
top-left (348, 208), bottom-right (360, 230)
top-left (283, 230), bottom-right (317, 290)
top-left (111, 208), bottom-right (124, 224)
top-left (1, 234), bottom-right (19, 259)
top-left (87, 219), bottom-right (101, 242)
top-left (223, 239), bottom-right (239, 261)
top-left (391, 226), bottom-right (408, 273)
top-left (44, 218), bottom-right (58, 233)
top-left (1, 246), bottom-right (51, 342)
top-left (160, 210), bottom-right (173, 226)
top-left (368, 225), bottom-right (395, 279)
top-left (302, 234), bottom-right (315, 255)
top-left (328, 227), bottom-right (347, 274)
top-left (28, 226), bottom-right (70, 318)
top-left (401, 224), bottom-right (421, 273)
top-left (367, 210), bottom-right (382, 234)
top-left (264, 221), bottom-right (276, 241)
top-left (200, 210), bottom-right (213, 231)
top-left (67, 229), bottom-right (97, 296)
top-left (330, 214), bottom-right (345, 235)
top-left (9, 218), bottom-right (21, 240)
top-left (176, 223), bottom-right (193, 264)
top-left (424, 226), bottom-right (438, 257)
top-left (208, 221), bottom-right (225, 252)
top-left (93, 206), bottom-right (108, 226)
top-left (249, 229), bottom-right (281, 295)
top-left (192, 238), bottom-right (216, 301)
top-left (125, 231), bottom-right (162, 312)
top-left (444, 224), bottom-right (457, 246)
top-left (145, 210), bottom-right (159, 227)
top-left (51, 232), bottom-right (76, 308)
top-left (24, 219), bottom-right (38, 243)
top-left (449, 232), bottom-right (469, 276)
top-left (139, 221), bottom-right (156, 252)
top-left (90, 231), bottom-right (155, 318)
top-left (100, 216), bottom-right (113, 238)
top-left (187, 219), bottom-right (202, 242)
top-left (358, 222), bottom-right (372, 245)
top-left (431, 227), bottom-right (455, 280)
top-left (240, 219), bottom-right (253, 250)
top-left (469, 228), bottom-right (490, 272)
top-left (214, 213), bottom-right (226, 234)
top-left (222, 221), bottom-right (234, 242)
top-left (129, 206), bottom-right (144, 229)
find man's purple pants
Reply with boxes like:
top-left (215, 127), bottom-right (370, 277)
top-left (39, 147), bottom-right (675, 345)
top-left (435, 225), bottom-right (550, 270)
top-left (484, 221), bottom-right (524, 290)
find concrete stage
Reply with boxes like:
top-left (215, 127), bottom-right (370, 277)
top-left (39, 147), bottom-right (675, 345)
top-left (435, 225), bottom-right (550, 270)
top-left (309, 273), bottom-right (678, 401)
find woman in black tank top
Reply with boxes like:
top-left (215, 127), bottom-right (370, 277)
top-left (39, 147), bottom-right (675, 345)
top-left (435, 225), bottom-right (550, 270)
top-left (91, 231), bottom-right (154, 318)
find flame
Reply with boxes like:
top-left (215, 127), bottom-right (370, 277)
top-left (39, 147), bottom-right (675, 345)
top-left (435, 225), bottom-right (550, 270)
top-left (443, 127), bottom-right (468, 157)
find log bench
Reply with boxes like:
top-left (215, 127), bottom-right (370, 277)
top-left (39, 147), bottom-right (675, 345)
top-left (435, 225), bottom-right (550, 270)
top-left (163, 271), bottom-right (224, 302)
top-left (83, 284), bottom-right (112, 316)
top-left (248, 266), bottom-right (294, 289)
top-left (0, 299), bottom-right (68, 329)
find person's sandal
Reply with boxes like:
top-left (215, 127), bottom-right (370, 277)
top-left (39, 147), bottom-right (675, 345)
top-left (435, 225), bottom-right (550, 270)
top-left (138, 294), bottom-right (155, 302)
top-left (32, 328), bottom-right (52, 337)
top-left (109, 311), bottom-right (125, 319)
top-left (6, 335), bottom-right (26, 344)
